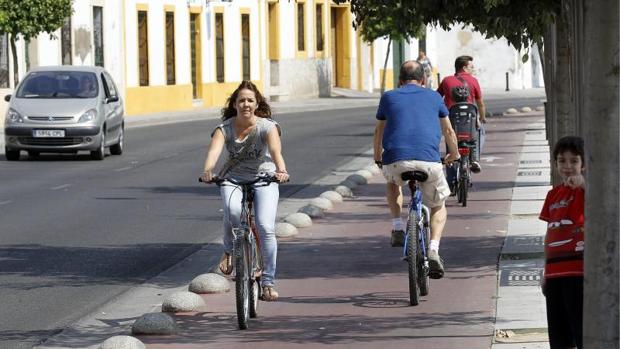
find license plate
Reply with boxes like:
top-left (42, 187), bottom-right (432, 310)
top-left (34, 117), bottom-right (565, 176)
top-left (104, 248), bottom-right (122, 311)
top-left (33, 129), bottom-right (65, 138)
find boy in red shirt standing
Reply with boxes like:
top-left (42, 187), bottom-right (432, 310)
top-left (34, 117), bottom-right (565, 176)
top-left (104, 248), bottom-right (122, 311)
top-left (539, 136), bottom-right (585, 349)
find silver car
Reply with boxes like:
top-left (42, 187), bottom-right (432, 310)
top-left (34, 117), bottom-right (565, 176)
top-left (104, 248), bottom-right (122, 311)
top-left (4, 66), bottom-right (124, 160)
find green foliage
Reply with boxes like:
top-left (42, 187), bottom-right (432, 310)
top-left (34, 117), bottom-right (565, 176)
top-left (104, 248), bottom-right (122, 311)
top-left (344, 1), bottom-right (427, 43)
top-left (336, 0), bottom-right (560, 50)
top-left (0, 0), bottom-right (73, 40)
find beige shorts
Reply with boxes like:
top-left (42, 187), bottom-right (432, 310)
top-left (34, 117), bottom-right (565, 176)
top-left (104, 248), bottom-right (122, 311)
top-left (382, 160), bottom-right (450, 208)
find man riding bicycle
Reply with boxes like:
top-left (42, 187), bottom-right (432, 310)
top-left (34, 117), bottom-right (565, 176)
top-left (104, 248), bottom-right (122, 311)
top-left (373, 60), bottom-right (460, 279)
top-left (437, 55), bottom-right (486, 175)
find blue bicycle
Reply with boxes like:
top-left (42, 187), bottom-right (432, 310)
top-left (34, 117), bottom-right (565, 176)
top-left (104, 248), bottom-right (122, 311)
top-left (401, 170), bottom-right (431, 306)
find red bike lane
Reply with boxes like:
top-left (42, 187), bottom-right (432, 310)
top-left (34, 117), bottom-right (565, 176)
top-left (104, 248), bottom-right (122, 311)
top-left (138, 112), bottom-right (540, 349)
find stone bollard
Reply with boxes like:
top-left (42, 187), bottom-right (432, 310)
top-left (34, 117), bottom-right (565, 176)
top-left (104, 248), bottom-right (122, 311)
top-left (346, 173), bottom-right (368, 185)
top-left (505, 108), bottom-right (519, 114)
top-left (333, 185), bottom-right (353, 198)
top-left (131, 313), bottom-right (178, 335)
top-left (298, 204), bottom-right (325, 218)
top-left (189, 273), bottom-right (230, 294)
top-left (521, 106), bottom-right (532, 112)
top-left (354, 169), bottom-right (373, 180)
top-left (99, 336), bottom-right (145, 349)
top-left (309, 197), bottom-right (333, 211)
top-left (283, 212), bottom-right (312, 228)
top-left (275, 222), bottom-right (298, 237)
top-left (339, 179), bottom-right (358, 190)
top-left (365, 164), bottom-right (382, 175)
top-left (320, 190), bottom-right (343, 204)
top-left (161, 291), bottom-right (206, 312)
top-left (535, 106), bottom-right (545, 111)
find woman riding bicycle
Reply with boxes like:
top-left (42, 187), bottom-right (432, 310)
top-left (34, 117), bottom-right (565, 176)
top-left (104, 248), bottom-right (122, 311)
top-left (200, 81), bottom-right (289, 301)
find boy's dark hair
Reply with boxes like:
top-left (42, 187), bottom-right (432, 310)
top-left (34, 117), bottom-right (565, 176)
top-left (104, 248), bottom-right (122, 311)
top-left (399, 60), bottom-right (425, 82)
top-left (454, 55), bottom-right (473, 73)
top-left (553, 136), bottom-right (585, 162)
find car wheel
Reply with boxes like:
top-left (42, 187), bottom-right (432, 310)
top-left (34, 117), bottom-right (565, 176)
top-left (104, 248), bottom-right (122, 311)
top-left (90, 131), bottom-right (105, 160)
top-left (110, 126), bottom-right (123, 155)
top-left (5, 147), bottom-right (20, 161)
top-left (28, 151), bottom-right (40, 157)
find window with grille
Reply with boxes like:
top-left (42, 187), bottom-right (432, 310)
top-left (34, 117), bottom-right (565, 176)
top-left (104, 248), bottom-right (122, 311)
top-left (61, 17), bottom-right (72, 65)
top-left (215, 13), bottom-right (224, 83)
top-left (165, 11), bottom-right (176, 85)
top-left (297, 3), bottom-right (305, 51)
top-left (241, 13), bottom-right (250, 81)
top-left (138, 10), bottom-right (149, 86)
top-left (316, 4), bottom-right (323, 52)
top-left (93, 6), bottom-right (104, 67)
top-left (0, 34), bottom-right (8, 88)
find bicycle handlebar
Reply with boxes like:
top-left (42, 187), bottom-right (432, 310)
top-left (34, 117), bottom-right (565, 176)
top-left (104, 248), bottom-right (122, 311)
top-left (199, 174), bottom-right (286, 186)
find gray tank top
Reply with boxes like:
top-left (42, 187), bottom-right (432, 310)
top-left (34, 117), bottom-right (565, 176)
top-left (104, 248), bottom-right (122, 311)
top-left (213, 117), bottom-right (281, 181)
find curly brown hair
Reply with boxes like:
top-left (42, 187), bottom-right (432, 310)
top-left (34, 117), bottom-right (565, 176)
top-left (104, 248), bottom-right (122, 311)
top-left (221, 81), bottom-right (272, 120)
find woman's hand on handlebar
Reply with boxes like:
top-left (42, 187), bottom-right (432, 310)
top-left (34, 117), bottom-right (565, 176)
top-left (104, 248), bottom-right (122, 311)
top-left (274, 170), bottom-right (290, 183)
top-left (200, 169), bottom-right (214, 183)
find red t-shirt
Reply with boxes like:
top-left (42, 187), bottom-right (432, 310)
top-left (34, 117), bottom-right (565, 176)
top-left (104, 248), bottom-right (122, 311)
top-left (539, 184), bottom-right (585, 279)
top-left (437, 72), bottom-right (482, 108)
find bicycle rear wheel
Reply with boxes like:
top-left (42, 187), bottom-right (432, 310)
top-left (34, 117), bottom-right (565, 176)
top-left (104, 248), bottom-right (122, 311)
top-left (459, 158), bottom-right (469, 207)
top-left (406, 211), bottom-right (420, 306)
top-left (235, 235), bottom-right (250, 329)
top-left (418, 209), bottom-right (430, 296)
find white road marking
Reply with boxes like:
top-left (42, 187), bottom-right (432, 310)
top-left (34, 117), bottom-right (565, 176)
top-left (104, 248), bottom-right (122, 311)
top-left (0, 200), bottom-right (12, 205)
top-left (115, 166), bottom-right (132, 172)
top-left (51, 184), bottom-right (72, 191)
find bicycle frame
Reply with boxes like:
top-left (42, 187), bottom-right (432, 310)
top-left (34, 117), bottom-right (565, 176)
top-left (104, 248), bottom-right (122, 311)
top-left (231, 184), bottom-right (262, 279)
top-left (403, 180), bottom-right (430, 265)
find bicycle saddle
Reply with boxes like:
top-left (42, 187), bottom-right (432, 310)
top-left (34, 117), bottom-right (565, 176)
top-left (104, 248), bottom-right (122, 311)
top-left (401, 170), bottom-right (428, 182)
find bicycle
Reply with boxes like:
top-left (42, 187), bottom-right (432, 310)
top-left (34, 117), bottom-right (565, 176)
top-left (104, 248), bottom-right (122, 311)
top-left (447, 102), bottom-right (478, 207)
top-left (199, 173), bottom-right (280, 329)
top-left (400, 170), bottom-right (431, 306)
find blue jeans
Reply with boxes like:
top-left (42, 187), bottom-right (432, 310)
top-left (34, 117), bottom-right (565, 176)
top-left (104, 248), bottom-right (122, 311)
top-left (446, 125), bottom-right (485, 186)
top-left (221, 182), bottom-right (279, 286)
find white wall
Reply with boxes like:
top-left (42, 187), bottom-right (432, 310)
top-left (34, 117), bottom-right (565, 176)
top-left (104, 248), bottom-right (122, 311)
top-left (428, 23), bottom-right (542, 89)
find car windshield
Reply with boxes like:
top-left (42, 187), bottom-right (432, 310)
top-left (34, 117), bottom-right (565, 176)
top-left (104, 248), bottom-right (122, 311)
top-left (15, 71), bottom-right (99, 99)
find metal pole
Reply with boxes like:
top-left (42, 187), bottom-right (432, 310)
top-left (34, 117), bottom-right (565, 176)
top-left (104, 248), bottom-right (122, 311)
top-left (505, 72), bottom-right (510, 91)
top-left (437, 73), bottom-right (441, 84)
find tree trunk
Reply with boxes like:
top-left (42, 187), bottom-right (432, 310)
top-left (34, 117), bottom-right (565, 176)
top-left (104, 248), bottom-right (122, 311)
top-left (381, 37), bottom-right (391, 95)
top-left (9, 35), bottom-right (19, 88)
top-left (582, 0), bottom-right (620, 347)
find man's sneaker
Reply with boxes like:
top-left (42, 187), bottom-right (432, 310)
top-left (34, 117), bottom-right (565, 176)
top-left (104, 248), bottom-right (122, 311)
top-left (390, 230), bottom-right (405, 247)
top-left (428, 250), bottom-right (445, 279)
top-left (470, 161), bottom-right (482, 173)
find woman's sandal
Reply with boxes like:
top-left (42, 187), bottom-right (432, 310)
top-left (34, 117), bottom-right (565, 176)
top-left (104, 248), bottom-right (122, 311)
top-left (218, 252), bottom-right (233, 275)
top-left (261, 286), bottom-right (279, 301)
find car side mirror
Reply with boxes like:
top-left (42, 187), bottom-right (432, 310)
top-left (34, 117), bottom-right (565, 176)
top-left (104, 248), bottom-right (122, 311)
top-left (105, 96), bottom-right (119, 103)
top-left (4, 94), bottom-right (10, 102)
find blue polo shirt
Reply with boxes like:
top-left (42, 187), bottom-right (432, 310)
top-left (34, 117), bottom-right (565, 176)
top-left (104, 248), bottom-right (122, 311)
top-left (376, 83), bottom-right (448, 164)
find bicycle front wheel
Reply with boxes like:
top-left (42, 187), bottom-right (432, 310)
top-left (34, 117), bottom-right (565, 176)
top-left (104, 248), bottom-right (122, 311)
top-left (249, 234), bottom-right (260, 318)
top-left (235, 235), bottom-right (251, 329)
top-left (406, 211), bottom-right (420, 306)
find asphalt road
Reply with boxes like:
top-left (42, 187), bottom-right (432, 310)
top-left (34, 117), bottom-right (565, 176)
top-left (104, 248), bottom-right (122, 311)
top-left (0, 95), bottom-right (543, 348)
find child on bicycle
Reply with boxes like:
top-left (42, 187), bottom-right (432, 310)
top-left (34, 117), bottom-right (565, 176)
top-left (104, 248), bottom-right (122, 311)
top-left (539, 136), bottom-right (585, 349)
top-left (201, 81), bottom-right (289, 301)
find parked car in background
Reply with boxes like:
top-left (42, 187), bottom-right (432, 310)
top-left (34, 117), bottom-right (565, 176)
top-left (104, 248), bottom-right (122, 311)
top-left (3, 66), bottom-right (124, 160)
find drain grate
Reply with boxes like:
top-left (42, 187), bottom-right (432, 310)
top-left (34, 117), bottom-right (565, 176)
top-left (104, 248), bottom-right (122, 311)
top-left (517, 170), bottom-right (543, 176)
top-left (519, 160), bottom-right (543, 164)
top-left (501, 269), bottom-right (543, 286)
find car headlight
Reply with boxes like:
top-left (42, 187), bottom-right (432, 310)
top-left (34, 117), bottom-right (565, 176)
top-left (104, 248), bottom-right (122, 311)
top-left (78, 109), bottom-right (97, 123)
top-left (6, 108), bottom-right (23, 123)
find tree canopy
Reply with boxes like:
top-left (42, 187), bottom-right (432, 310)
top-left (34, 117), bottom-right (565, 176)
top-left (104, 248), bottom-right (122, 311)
top-left (335, 0), bottom-right (560, 50)
top-left (0, 0), bottom-right (72, 41)
top-left (0, 0), bottom-right (73, 85)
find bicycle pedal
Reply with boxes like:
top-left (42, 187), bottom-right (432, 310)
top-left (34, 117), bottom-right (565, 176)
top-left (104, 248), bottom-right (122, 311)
top-left (402, 256), bottom-right (410, 262)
